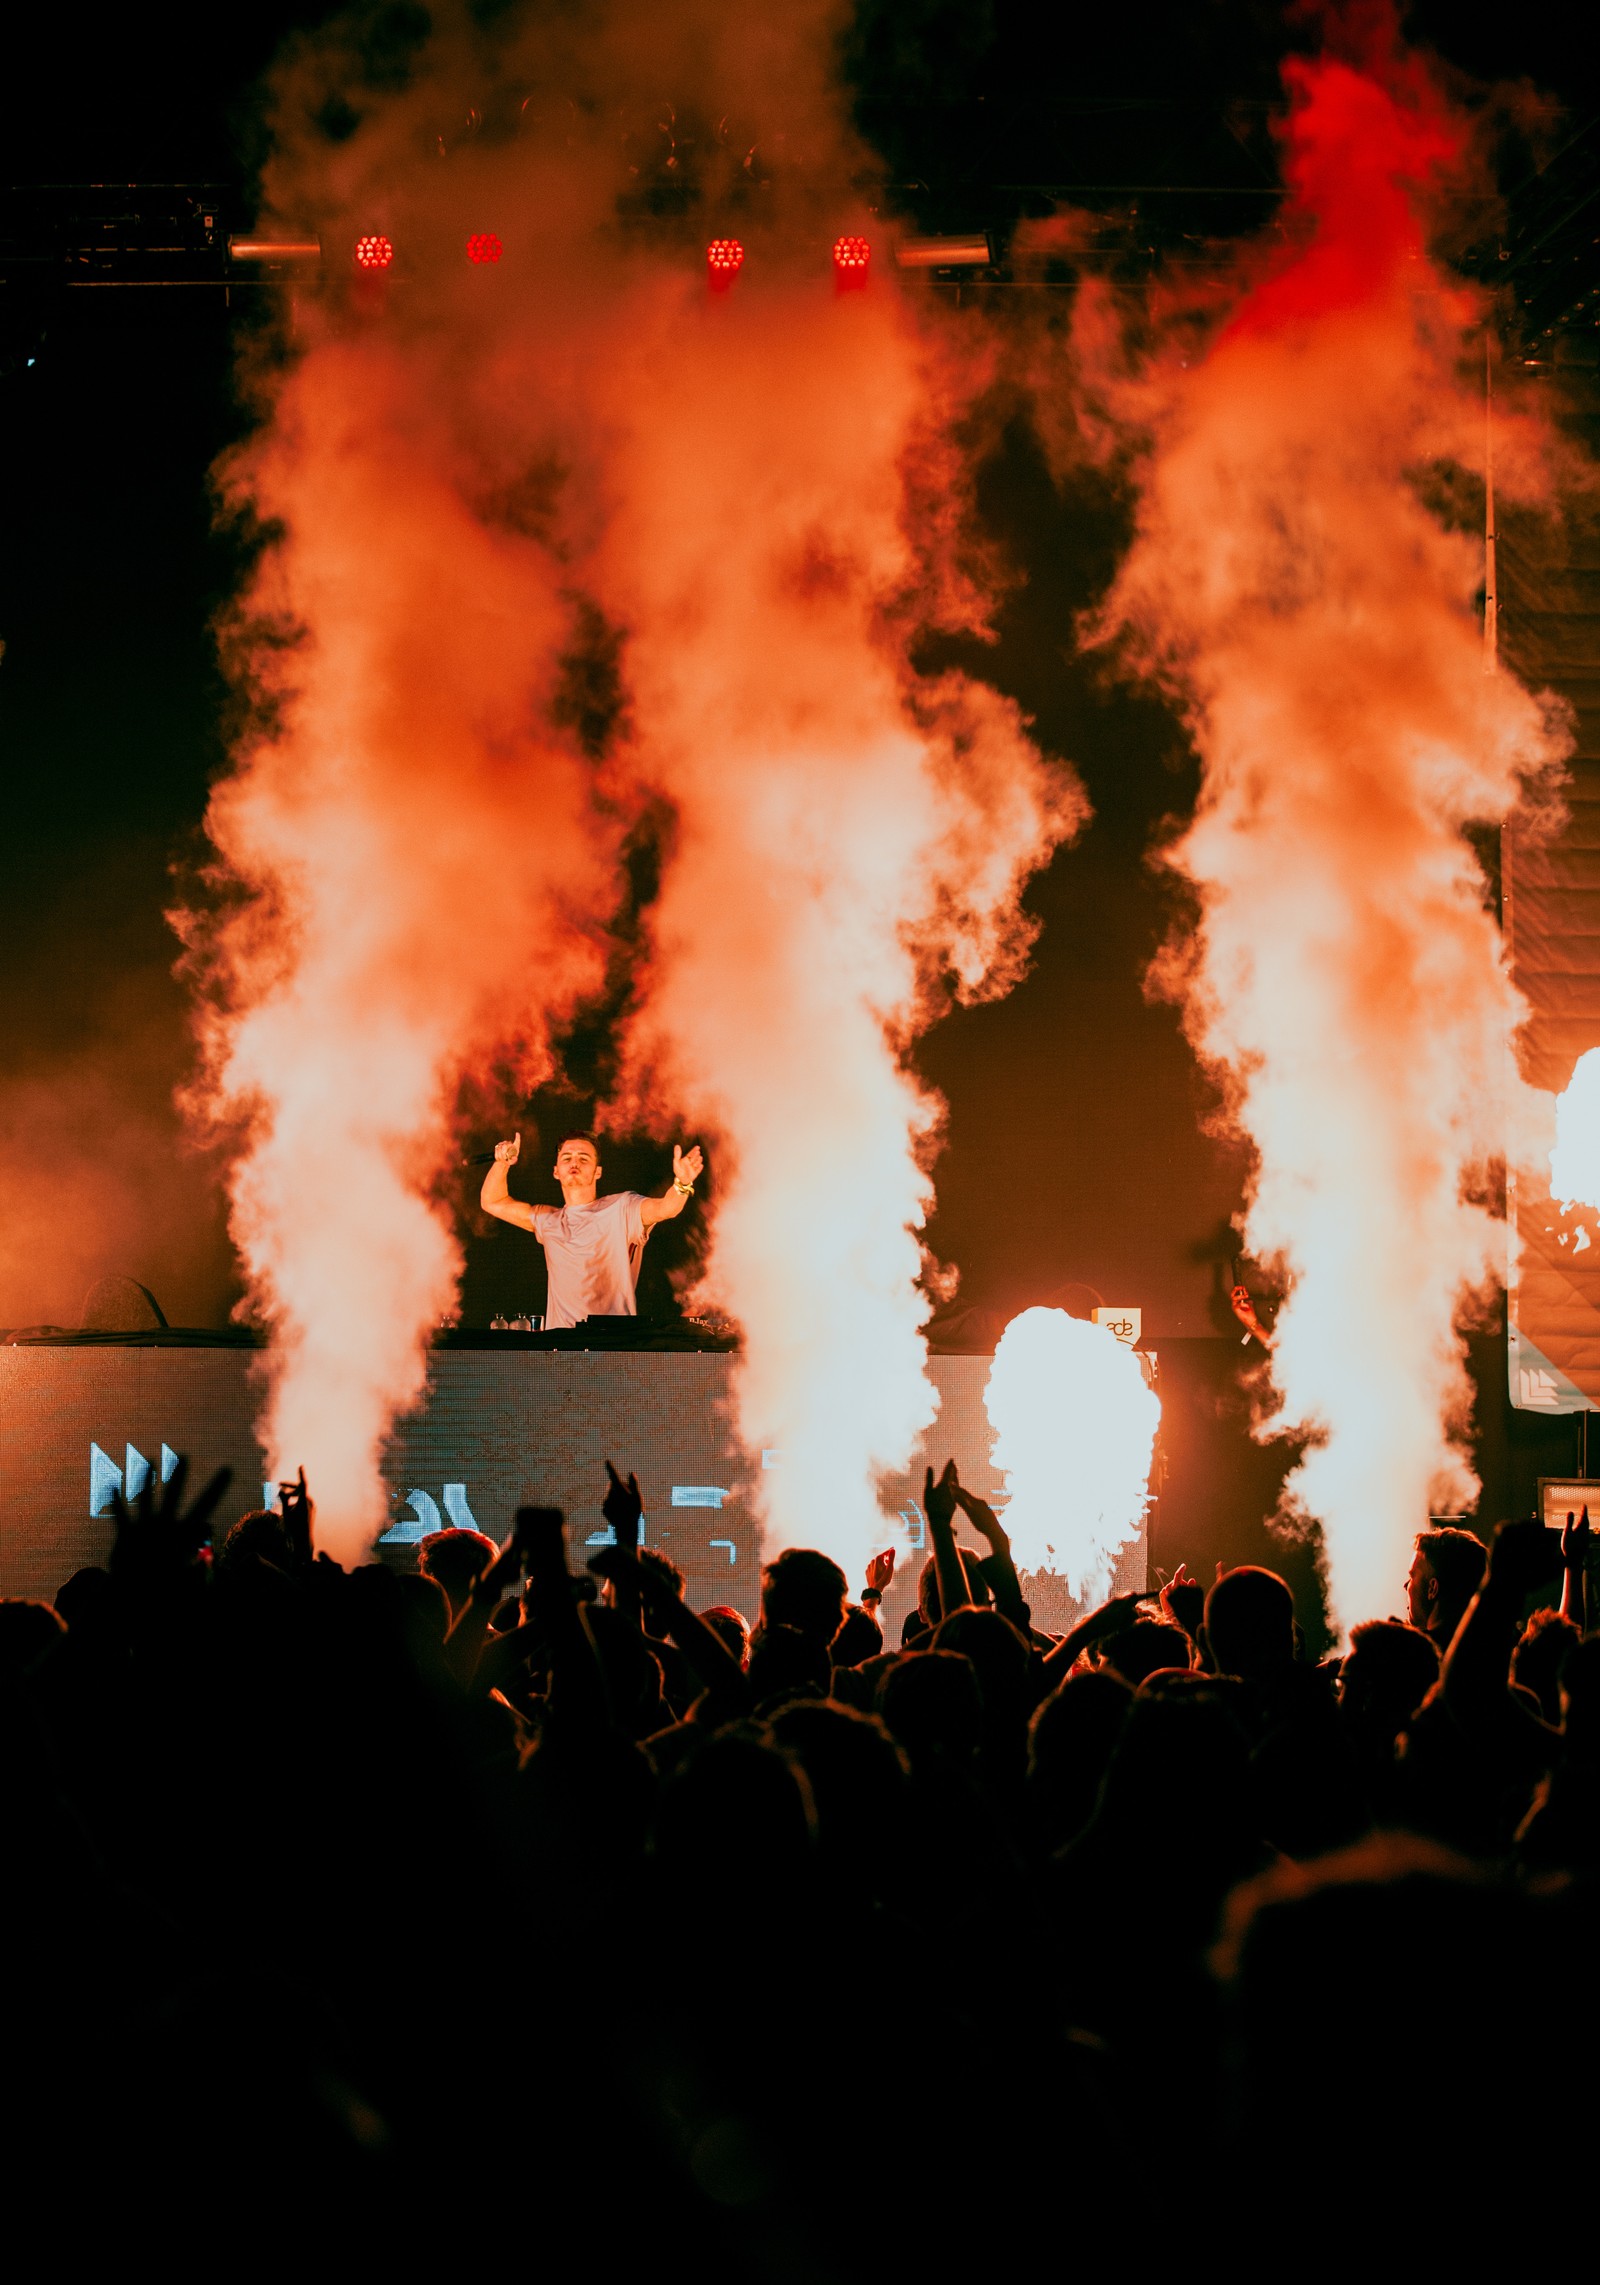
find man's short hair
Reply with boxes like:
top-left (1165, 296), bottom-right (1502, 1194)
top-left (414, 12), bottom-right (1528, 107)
top-left (701, 1605), bottom-right (750, 1668)
top-left (1100, 1616), bottom-right (1190, 1687)
top-left (1343, 1620), bottom-right (1440, 1726)
top-left (1512, 1607), bottom-right (1580, 1722)
top-left (638, 1546), bottom-right (684, 1601)
top-left (761, 1548), bottom-right (848, 1643)
top-left (1415, 1527), bottom-right (1486, 1616)
top-left (830, 1603), bottom-right (884, 1670)
top-left (417, 1527), bottom-right (498, 1605)
top-left (1204, 1566), bottom-right (1296, 1679)
top-left (555, 1132), bottom-right (600, 1157)
top-left (216, 1508), bottom-right (296, 1576)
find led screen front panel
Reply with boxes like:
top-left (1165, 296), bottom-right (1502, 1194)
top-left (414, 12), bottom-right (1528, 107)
top-left (0, 1350), bottom-right (1146, 1626)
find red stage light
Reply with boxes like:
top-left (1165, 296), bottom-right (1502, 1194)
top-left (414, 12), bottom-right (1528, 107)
top-left (707, 237), bottom-right (744, 289)
top-left (353, 234), bottom-right (394, 270)
top-left (466, 232), bottom-right (502, 265)
top-left (833, 234), bottom-right (871, 281)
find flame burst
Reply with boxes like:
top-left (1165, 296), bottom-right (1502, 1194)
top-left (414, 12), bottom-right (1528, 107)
top-left (985, 1308), bottom-right (1160, 1603)
top-left (1085, 44), bottom-right (1567, 1631)
top-left (183, 0), bottom-right (1075, 1564)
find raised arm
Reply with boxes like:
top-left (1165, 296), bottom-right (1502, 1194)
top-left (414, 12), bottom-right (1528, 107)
top-left (1441, 1518), bottom-right (1556, 1748)
top-left (638, 1143), bottom-right (704, 1230)
top-left (924, 1459), bottom-right (973, 1625)
top-left (1561, 1507), bottom-right (1590, 1631)
top-left (479, 1132), bottom-right (540, 1232)
top-left (954, 1480), bottom-right (1029, 1629)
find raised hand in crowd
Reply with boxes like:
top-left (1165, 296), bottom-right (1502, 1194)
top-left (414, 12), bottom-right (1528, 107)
top-left (1160, 1561), bottom-right (1205, 1642)
top-left (275, 1466), bottom-right (316, 1572)
top-left (107, 1452), bottom-right (233, 1591)
top-left (923, 1457), bottom-right (973, 1623)
top-left (1442, 1517), bottom-right (1564, 1742)
top-left (1561, 1504), bottom-right (1590, 1631)
top-left (864, 1546), bottom-right (896, 1605)
top-left (1041, 1589), bottom-right (1148, 1683)
top-left (442, 1519), bottom-right (529, 1687)
top-left (589, 1514), bottom-right (747, 1723)
top-left (952, 1479), bottom-right (1029, 1628)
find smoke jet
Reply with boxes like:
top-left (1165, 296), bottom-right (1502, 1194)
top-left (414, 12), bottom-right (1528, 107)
top-left (1084, 40), bottom-right (1568, 1631)
top-left (185, 1), bottom-right (1076, 1564)
top-left (599, 284), bottom-right (1075, 1568)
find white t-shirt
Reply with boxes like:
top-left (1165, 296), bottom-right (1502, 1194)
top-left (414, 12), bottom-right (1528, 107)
top-left (531, 1192), bottom-right (650, 1329)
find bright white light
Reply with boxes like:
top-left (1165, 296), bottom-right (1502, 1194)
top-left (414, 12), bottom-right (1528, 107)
top-left (1551, 1048), bottom-right (1600, 1211)
top-left (984, 1307), bottom-right (1160, 1603)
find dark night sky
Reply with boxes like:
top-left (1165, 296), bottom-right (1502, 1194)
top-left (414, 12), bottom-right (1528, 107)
top-left (1, 1), bottom-right (1596, 1340)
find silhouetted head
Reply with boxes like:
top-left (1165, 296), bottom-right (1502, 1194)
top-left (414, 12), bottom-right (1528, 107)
top-left (417, 1526), bottom-right (498, 1618)
top-left (1340, 1619), bottom-right (1441, 1740)
top-left (1213, 1835), bottom-right (1536, 2239)
top-left (701, 1604), bottom-right (751, 1670)
top-left (637, 1546), bottom-right (684, 1608)
top-left (1027, 1668), bottom-right (1133, 1851)
top-left (583, 1604), bottom-right (666, 1736)
top-left (930, 1607), bottom-right (1034, 1769)
top-left (649, 1728), bottom-right (815, 1894)
top-left (0, 1597), bottom-right (66, 1681)
top-left (765, 1700), bottom-right (909, 1890)
top-left (1407, 1527), bottom-right (1486, 1642)
top-left (1511, 1607), bottom-right (1579, 1727)
top-left (390, 1569), bottom-right (452, 1654)
top-left (760, 1549), bottom-right (848, 1644)
top-left (1090, 1687), bottom-right (1256, 1858)
top-left (215, 1508), bottom-right (298, 1578)
top-left (877, 1648), bottom-right (984, 1767)
top-left (747, 1622), bottom-right (830, 1709)
top-left (1203, 1566), bottom-right (1296, 1681)
top-left (915, 1549), bottom-right (986, 1627)
top-left (1100, 1616), bottom-right (1190, 1687)
top-left (829, 1602), bottom-right (884, 1670)
top-left (54, 1566), bottom-right (115, 1636)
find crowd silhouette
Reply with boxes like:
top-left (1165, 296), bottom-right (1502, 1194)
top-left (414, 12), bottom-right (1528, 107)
top-left (2, 1448), bottom-right (1595, 2263)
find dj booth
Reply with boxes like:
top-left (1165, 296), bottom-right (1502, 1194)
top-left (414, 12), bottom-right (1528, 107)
top-left (0, 1335), bottom-right (1136, 1628)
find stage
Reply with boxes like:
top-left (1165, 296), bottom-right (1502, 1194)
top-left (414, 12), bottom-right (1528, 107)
top-left (0, 1340), bottom-right (1151, 1627)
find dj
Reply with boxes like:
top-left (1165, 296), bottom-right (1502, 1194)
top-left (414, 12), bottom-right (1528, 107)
top-left (479, 1131), bottom-right (704, 1330)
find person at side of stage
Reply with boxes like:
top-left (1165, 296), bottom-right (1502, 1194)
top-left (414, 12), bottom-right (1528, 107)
top-left (478, 1129), bottom-right (704, 1330)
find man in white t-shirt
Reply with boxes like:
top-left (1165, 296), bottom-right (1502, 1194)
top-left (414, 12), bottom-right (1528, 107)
top-left (479, 1130), bottom-right (704, 1330)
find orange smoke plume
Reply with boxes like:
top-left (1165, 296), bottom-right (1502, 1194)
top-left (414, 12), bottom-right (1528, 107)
top-left (184, 1), bottom-right (1075, 1564)
top-left (598, 283), bottom-right (1075, 1569)
top-left (1085, 40), bottom-right (1567, 1631)
top-left (186, 325), bottom-right (618, 1560)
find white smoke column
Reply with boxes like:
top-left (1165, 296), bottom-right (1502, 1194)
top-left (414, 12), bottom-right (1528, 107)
top-left (984, 1307), bottom-right (1160, 1603)
top-left (1551, 1049), bottom-right (1600, 1209)
top-left (187, 338), bottom-right (618, 1561)
top-left (1084, 47), bottom-right (1567, 1632)
top-left (599, 277), bottom-right (1078, 1571)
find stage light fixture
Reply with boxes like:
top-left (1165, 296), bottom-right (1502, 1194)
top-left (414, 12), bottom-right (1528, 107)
top-left (228, 236), bottom-right (322, 264)
top-left (833, 234), bottom-right (871, 284)
top-left (895, 234), bottom-right (991, 271)
top-left (466, 232), bottom-right (502, 264)
top-left (354, 234), bottom-right (395, 270)
top-left (707, 237), bottom-right (744, 289)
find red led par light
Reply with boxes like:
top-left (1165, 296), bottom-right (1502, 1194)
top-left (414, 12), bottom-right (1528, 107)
top-left (833, 234), bottom-right (871, 284)
top-left (466, 232), bottom-right (503, 264)
top-left (353, 234), bottom-right (395, 270)
top-left (707, 237), bottom-right (744, 290)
